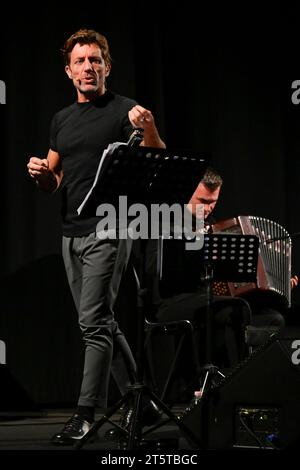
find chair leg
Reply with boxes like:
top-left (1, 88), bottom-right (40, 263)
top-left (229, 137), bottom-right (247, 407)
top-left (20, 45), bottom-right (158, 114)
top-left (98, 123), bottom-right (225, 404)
top-left (144, 321), bottom-right (201, 403)
top-left (187, 325), bottom-right (202, 388)
top-left (144, 330), bottom-right (160, 394)
top-left (160, 334), bottom-right (186, 402)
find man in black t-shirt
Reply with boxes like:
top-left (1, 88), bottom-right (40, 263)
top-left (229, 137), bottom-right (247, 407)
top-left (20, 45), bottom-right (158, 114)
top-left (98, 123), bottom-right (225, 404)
top-left (27, 28), bottom-right (165, 445)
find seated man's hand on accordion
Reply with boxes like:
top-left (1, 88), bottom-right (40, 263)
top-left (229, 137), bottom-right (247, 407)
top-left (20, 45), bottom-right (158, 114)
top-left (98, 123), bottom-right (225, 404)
top-left (291, 275), bottom-right (298, 289)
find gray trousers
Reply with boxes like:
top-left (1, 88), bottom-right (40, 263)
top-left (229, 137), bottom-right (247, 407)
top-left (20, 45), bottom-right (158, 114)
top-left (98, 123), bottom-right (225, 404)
top-left (62, 233), bottom-right (137, 408)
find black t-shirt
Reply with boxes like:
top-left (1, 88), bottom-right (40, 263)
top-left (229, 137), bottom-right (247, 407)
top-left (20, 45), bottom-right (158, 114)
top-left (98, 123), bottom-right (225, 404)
top-left (50, 91), bottom-right (137, 236)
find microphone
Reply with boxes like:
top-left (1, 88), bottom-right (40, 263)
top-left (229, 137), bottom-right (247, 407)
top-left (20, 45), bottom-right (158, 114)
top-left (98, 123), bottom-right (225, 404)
top-left (127, 128), bottom-right (144, 147)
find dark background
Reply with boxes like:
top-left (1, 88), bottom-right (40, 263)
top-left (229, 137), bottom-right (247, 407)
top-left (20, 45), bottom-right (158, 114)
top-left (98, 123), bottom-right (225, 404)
top-left (0, 1), bottom-right (300, 406)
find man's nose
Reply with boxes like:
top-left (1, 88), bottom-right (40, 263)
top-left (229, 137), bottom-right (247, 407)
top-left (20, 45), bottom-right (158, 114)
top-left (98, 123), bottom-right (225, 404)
top-left (83, 59), bottom-right (93, 70)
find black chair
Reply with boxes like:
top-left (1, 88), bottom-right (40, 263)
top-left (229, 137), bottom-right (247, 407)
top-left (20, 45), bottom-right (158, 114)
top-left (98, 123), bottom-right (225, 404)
top-left (144, 315), bottom-right (201, 403)
top-left (144, 293), bottom-right (253, 404)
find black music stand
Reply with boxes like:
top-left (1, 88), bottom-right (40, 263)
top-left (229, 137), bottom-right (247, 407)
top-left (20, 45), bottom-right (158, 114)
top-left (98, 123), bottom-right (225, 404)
top-left (75, 143), bottom-right (210, 450)
top-left (159, 232), bottom-right (259, 395)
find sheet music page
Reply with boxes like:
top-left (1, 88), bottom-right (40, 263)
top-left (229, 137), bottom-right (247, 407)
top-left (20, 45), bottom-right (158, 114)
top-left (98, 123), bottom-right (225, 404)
top-left (77, 142), bottom-right (126, 215)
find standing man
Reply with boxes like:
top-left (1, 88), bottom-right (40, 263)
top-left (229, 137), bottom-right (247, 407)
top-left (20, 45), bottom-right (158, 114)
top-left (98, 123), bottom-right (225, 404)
top-left (27, 29), bottom-right (165, 445)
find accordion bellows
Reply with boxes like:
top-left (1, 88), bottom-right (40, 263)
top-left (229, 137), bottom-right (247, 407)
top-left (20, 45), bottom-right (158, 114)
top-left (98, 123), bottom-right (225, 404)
top-left (211, 216), bottom-right (291, 308)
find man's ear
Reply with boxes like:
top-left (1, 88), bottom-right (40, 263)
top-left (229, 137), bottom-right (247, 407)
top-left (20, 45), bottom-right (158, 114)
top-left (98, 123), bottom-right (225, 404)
top-left (105, 64), bottom-right (111, 77)
top-left (65, 65), bottom-right (73, 79)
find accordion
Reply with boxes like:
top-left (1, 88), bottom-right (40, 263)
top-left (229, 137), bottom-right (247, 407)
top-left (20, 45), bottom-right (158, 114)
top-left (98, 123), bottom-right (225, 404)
top-left (211, 216), bottom-right (292, 308)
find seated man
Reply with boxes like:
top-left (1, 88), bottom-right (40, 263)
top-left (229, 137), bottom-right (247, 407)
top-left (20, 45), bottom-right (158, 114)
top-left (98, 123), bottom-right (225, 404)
top-left (148, 167), bottom-right (298, 376)
top-left (143, 168), bottom-right (252, 378)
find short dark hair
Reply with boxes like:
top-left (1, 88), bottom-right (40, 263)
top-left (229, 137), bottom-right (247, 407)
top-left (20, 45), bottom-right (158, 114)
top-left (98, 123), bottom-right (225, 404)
top-left (62, 29), bottom-right (112, 66)
top-left (201, 167), bottom-right (223, 191)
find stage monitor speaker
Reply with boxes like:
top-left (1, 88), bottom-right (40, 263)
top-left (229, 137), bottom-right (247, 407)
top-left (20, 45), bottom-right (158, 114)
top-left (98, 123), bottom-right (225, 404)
top-left (181, 327), bottom-right (300, 450)
top-left (0, 364), bottom-right (40, 417)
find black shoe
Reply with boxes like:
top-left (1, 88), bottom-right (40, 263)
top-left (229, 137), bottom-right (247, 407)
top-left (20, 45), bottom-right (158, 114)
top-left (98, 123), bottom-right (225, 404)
top-left (104, 400), bottom-right (161, 441)
top-left (51, 414), bottom-right (94, 445)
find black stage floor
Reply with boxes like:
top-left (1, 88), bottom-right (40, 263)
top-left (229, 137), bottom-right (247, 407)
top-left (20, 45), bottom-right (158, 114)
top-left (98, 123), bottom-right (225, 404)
top-left (0, 406), bottom-right (190, 451)
top-left (0, 405), bottom-right (291, 463)
top-left (0, 405), bottom-right (213, 464)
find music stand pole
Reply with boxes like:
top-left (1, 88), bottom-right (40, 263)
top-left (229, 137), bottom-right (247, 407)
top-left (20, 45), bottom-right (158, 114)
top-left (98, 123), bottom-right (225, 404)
top-left (159, 233), bottom-right (258, 401)
top-left (199, 263), bottom-right (225, 396)
top-left (198, 233), bottom-right (258, 396)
